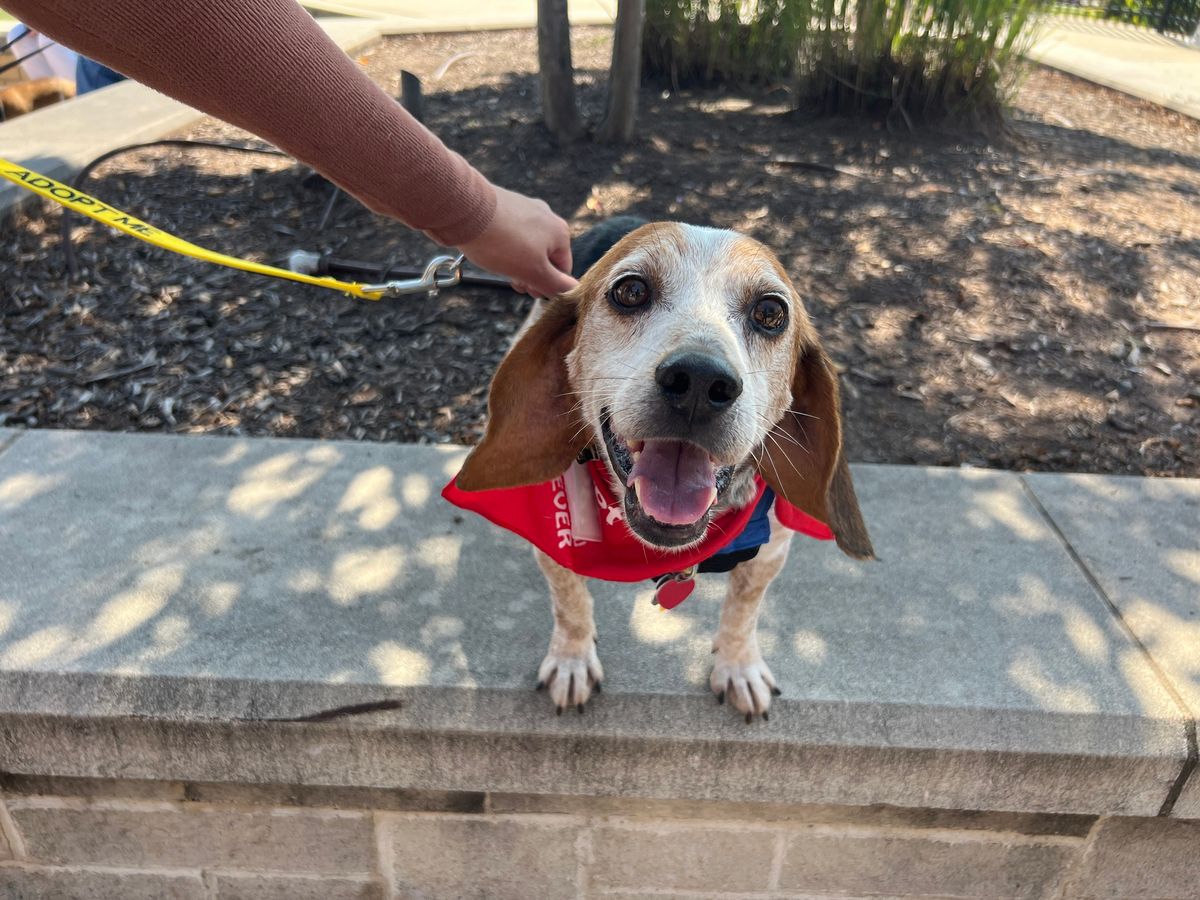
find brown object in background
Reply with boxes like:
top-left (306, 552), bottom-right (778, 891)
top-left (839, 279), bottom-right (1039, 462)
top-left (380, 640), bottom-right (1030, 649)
top-left (0, 76), bottom-right (74, 120)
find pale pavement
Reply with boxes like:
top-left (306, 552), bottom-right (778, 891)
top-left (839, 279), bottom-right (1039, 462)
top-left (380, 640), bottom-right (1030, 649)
top-left (301, 5), bottom-right (1199, 120)
top-left (302, 0), bottom-right (616, 28)
top-left (1028, 15), bottom-right (1200, 119)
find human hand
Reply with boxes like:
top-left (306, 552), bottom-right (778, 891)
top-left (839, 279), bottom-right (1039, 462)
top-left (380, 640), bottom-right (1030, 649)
top-left (459, 187), bottom-right (577, 298)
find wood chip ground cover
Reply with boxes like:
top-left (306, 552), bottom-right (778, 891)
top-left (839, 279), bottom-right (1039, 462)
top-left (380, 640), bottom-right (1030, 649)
top-left (2, 29), bottom-right (1197, 476)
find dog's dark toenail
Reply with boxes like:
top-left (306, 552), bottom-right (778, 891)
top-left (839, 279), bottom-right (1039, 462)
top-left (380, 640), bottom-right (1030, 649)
top-left (536, 680), bottom-right (545, 691)
top-left (577, 703), bottom-right (584, 714)
top-left (556, 705), bottom-right (563, 715)
top-left (594, 682), bottom-right (602, 693)
top-left (716, 691), bottom-right (725, 705)
top-left (762, 711), bottom-right (769, 722)
top-left (771, 686), bottom-right (782, 696)
top-left (744, 712), bottom-right (753, 724)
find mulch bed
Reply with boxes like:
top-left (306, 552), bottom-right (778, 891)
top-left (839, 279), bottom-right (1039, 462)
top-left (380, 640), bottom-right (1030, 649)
top-left (2, 28), bottom-right (1198, 476)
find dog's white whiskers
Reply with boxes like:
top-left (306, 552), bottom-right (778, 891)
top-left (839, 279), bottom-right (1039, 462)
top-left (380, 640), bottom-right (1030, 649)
top-left (762, 423), bottom-right (808, 452)
top-left (794, 418), bottom-right (816, 456)
top-left (762, 428), bottom-right (809, 486)
top-left (568, 388), bottom-right (623, 399)
top-left (565, 419), bottom-right (595, 446)
top-left (782, 408), bottom-right (819, 421)
top-left (768, 425), bottom-right (811, 459)
top-left (761, 439), bottom-right (793, 491)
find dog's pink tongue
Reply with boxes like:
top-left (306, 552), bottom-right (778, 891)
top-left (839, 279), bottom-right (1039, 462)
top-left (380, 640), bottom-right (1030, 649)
top-left (627, 440), bottom-right (717, 526)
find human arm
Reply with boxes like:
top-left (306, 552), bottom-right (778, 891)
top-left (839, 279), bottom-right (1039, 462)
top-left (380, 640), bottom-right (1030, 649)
top-left (1, 0), bottom-right (576, 295)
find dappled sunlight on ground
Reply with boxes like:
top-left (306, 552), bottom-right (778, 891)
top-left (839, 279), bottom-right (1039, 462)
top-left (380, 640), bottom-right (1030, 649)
top-left (226, 446), bottom-right (341, 519)
top-left (337, 466), bottom-right (402, 531)
top-left (116, 613), bottom-right (192, 673)
top-left (402, 472), bottom-right (433, 507)
top-left (201, 581), bottom-right (240, 616)
top-left (1163, 548), bottom-right (1199, 586)
top-left (0, 601), bottom-right (14, 638)
top-left (1008, 648), bottom-right (1101, 714)
top-left (0, 429), bottom-right (1191, 756)
top-left (415, 535), bottom-right (462, 578)
top-left (76, 564), bottom-right (183, 654)
top-left (629, 593), bottom-right (694, 644)
top-left (328, 546), bottom-right (407, 606)
top-left (0, 625), bottom-right (71, 669)
top-left (792, 630), bottom-right (828, 664)
top-left (1061, 607), bottom-right (1110, 665)
top-left (1124, 600), bottom-right (1200, 702)
top-left (369, 640), bottom-right (432, 687)
top-left (967, 487), bottom-right (1045, 541)
top-left (0, 471), bottom-right (64, 512)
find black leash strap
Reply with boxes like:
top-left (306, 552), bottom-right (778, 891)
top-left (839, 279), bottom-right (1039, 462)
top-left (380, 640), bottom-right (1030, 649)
top-left (0, 43), bottom-right (54, 78)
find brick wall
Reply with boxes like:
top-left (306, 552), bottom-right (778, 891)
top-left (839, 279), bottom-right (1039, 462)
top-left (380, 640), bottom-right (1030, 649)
top-left (0, 776), bottom-right (1196, 899)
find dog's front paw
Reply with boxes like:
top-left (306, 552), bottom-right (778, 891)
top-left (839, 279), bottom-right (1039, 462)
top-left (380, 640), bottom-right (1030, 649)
top-left (537, 631), bottom-right (603, 715)
top-left (710, 647), bottom-right (780, 723)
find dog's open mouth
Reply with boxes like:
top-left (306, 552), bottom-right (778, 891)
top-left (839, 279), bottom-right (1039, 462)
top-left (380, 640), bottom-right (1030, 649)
top-left (601, 412), bottom-right (733, 537)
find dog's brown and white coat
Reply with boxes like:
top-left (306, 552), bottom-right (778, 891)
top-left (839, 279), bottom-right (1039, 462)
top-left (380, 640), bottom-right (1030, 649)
top-left (456, 222), bottom-right (873, 720)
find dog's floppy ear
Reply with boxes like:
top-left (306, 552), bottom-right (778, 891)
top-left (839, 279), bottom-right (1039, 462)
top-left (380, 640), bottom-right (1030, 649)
top-left (456, 295), bottom-right (588, 491)
top-left (758, 341), bottom-right (875, 560)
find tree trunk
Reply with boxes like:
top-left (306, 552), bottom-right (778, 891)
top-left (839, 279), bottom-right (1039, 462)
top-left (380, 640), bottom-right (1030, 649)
top-left (597, 0), bottom-right (646, 144)
top-left (537, 0), bottom-right (584, 141)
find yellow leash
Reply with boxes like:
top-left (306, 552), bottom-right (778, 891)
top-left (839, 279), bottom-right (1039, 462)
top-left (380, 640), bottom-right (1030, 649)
top-left (0, 157), bottom-right (462, 300)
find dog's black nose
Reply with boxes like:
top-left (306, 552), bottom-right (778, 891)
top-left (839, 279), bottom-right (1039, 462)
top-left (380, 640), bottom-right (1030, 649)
top-left (655, 350), bottom-right (743, 421)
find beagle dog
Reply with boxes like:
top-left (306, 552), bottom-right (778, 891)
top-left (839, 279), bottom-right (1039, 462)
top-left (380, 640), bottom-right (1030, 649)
top-left (445, 218), bottom-right (873, 721)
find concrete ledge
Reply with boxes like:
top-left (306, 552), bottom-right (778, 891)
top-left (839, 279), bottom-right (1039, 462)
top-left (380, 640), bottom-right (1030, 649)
top-left (1024, 472), bottom-right (1200, 818)
top-left (0, 428), bottom-right (1194, 820)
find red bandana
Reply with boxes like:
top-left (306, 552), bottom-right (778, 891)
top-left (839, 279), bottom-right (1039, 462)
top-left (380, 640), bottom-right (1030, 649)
top-left (442, 460), bottom-right (833, 584)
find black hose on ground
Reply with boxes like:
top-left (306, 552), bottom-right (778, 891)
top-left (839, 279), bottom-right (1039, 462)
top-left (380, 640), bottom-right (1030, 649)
top-left (55, 129), bottom-right (515, 295)
top-left (59, 139), bottom-right (288, 280)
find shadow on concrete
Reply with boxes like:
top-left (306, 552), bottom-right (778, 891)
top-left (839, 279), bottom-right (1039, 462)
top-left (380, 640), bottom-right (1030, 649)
top-left (0, 432), bottom-right (1189, 763)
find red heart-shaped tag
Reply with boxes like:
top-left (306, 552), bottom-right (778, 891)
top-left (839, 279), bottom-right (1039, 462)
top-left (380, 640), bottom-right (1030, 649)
top-left (654, 577), bottom-right (695, 610)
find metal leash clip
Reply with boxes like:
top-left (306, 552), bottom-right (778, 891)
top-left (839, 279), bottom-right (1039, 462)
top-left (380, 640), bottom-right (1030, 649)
top-left (361, 253), bottom-right (464, 299)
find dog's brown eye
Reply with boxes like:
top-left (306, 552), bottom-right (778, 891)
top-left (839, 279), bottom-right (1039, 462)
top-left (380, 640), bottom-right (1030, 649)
top-left (609, 276), bottom-right (651, 310)
top-left (750, 295), bottom-right (788, 333)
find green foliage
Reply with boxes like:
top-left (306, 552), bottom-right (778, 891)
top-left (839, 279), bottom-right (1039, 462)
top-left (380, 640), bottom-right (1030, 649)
top-left (643, 0), bottom-right (1045, 128)
top-left (1055, 0), bottom-right (1200, 36)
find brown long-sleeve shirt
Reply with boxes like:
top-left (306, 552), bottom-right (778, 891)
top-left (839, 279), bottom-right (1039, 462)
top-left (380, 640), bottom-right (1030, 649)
top-left (1, 0), bottom-right (498, 246)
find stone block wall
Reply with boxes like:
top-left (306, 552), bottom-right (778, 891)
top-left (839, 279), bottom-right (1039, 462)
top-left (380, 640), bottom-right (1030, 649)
top-left (0, 775), bottom-right (1196, 899)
